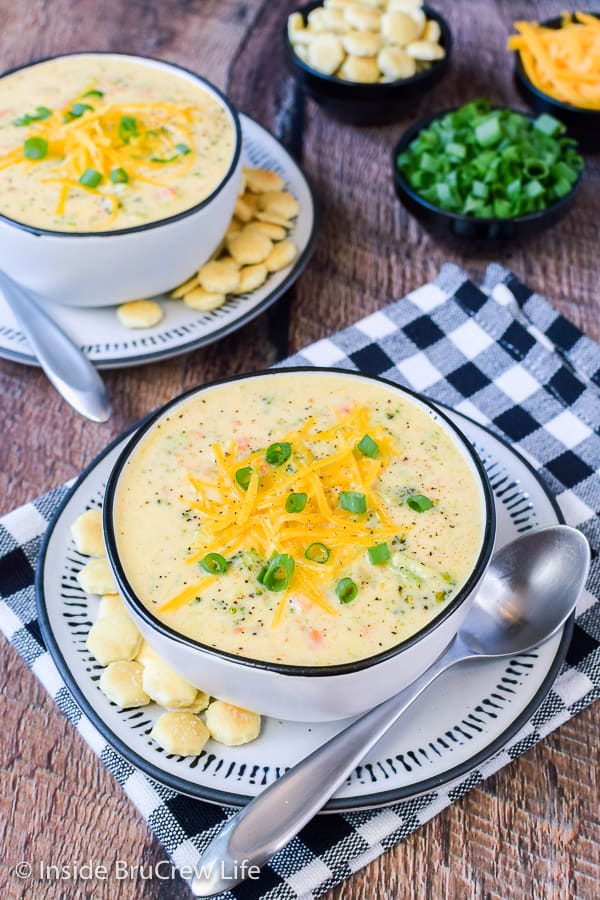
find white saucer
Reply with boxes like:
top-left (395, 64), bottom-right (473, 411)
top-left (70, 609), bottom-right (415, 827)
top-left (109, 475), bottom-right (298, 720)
top-left (36, 409), bottom-right (567, 811)
top-left (0, 114), bottom-right (316, 369)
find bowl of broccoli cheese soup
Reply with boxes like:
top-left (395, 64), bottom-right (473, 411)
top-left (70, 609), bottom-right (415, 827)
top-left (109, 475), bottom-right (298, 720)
top-left (104, 369), bottom-right (495, 721)
top-left (0, 53), bottom-right (242, 305)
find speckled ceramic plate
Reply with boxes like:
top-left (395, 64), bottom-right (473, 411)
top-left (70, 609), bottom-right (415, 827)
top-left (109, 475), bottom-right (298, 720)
top-left (36, 408), bottom-right (568, 811)
top-left (0, 114), bottom-right (316, 369)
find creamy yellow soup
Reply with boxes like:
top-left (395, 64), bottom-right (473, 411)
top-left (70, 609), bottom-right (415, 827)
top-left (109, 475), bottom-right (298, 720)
top-left (0, 55), bottom-right (235, 231)
top-left (113, 373), bottom-right (485, 666)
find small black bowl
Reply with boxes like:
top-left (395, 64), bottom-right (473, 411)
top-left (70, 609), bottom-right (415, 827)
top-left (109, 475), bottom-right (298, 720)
top-left (284, 1), bottom-right (452, 126)
top-left (514, 13), bottom-right (600, 152)
top-left (392, 106), bottom-right (584, 240)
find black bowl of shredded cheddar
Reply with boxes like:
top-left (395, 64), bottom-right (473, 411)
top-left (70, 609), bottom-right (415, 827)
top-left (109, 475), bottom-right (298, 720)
top-left (393, 99), bottom-right (584, 239)
top-left (510, 12), bottom-right (600, 152)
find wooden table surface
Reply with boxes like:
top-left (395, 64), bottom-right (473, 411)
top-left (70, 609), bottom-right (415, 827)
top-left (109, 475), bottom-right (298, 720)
top-left (1, 1), bottom-right (599, 898)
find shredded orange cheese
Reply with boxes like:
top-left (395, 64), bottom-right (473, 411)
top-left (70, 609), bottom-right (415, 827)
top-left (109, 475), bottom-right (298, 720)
top-left (162, 406), bottom-right (410, 625)
top-left (0, 84), bottom-right (199, 225)
top-left (508, 12), bottom-right (600, 110)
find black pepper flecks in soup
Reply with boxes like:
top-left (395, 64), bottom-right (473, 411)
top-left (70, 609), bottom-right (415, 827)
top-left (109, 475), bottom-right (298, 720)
top-left (114, 373), bottom-right (485, 666)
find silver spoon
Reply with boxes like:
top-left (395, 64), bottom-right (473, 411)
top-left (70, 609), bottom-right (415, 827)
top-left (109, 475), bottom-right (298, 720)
top-left (191, 525), bottom-right (590, 897)
top-left (0, 270), bottom-right (111, 422)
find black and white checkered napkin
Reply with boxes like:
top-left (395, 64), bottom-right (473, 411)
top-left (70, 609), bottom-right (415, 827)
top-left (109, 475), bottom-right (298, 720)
top-left (1, 263), bottom-right (598, 899)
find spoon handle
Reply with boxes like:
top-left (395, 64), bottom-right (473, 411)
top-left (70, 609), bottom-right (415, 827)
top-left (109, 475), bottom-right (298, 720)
top-left (0, 271), bottom-right (111, 423)
top-left (191, 638), bottom-right (468, 897)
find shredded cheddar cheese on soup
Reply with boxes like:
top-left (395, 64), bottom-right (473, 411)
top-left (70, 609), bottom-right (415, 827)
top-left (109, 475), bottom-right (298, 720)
top-left (164, 405), bottom-right (404, 625)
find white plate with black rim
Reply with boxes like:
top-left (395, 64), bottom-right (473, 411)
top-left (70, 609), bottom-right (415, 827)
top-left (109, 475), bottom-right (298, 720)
top-left (36, 407), bottom-right (570, 811)
top-left (0, 114), bottom-right (316, 369)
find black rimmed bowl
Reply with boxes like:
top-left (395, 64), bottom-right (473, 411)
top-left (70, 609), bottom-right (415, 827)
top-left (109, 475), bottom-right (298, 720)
top-left (392, 106), bottom-right (584, 240)
top-left (0, 52), bottom-right (243, 306)
top-left (514, 14), bottom-right (600, 152)
top-left (103, 367), bottom-right (496, 722)
top-left (284, 2), bottom-right (452, 126)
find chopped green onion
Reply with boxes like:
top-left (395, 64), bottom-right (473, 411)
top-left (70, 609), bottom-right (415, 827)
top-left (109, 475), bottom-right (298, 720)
top-left (396, 99), bottom-right (584, 220)
top-left (23, 137), bottom-right (48, 160)
top-left (285, 492), bottom-right (307, 513)
top-left (14, 106), bottom-right (52, 126)
top-left (472, 180), bottom-right (488, 199)
top-left (199, 553), bottom-right (228, 575)
top-left (150, 144), bottom-right (191, 164)
top-left (336, 577), bottom-right (358, 604)
top-left (447, 142), bottom-right (467, 159)
top-left (493, 198), bottom-right (512, 218)
top-left (265, 441), bottom-right (291, 466)
top-left (356, 434), bottom-right (379, 458)
top-left (524, 179), bottom-right (544, 199)
top-left (340, 491), bottom-right (367, 514)
top-left (235, 466), bottom-right (252, 491)
top-left (33, 105), bottom-right (52, 120)
top-left (119, 115), bottom-right (138, 143)
top-left (305, 542), bottom-right (330, 564)
top-left (79, 168), bottom-right (102, 188)
top-left (110, 167), bottom-right (129, 184)
top-left (64, 102), bottom-right (93, 122)
top-left (262, 553), bottom-right (295, 592)
top-left (83, 89), bottom-right (104, 99)
top-left (367, 542), bottom-right (391, 565)
top-left (474, 114), bottom-right (502, 147)
top-left (533, 113), bottom-right (563, 137)
top-left (406, 494), bottom-right (434, 512)
top-left (73, 102), bottom-right (93, 116)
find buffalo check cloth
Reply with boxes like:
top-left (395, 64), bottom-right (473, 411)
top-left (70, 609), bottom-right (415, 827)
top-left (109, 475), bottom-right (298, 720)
top-left (1, 262), bottom-right (598, 899)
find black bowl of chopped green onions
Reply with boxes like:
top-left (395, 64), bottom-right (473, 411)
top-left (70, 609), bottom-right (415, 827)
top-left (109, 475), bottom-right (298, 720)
top-left (393, 99), bottom-right (584, 239)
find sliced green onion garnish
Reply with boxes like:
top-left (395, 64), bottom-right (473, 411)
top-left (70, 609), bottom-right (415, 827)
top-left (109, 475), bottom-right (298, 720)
top-left (235, 466), bottom-right (252, 491)
top-left (265, 441), bottom-right (291, 466)
top-left (406, 494), bottom-right (434, 512)
top-left (199, 552), bottom-right (228, 575)
top-left (15, 106), bottom-right (52, 126)
top-left (356, 434), bottom-right (379, 458)
top-left (262, 553), bottom-right (295, 592)
top-left (23, 137), bottom-right (48, 160)
top-left (150, 144), bottom-right (191, 164)
top-left (305, 542), bottom-right (330, 564)
top-left (83, 89), bottom-right (104, 99)
top-left (474, 114), bottom-right (502, 147)
top-left (367, 542), bottom-right (391, 565)
top-left (119, 115), bottom-right (138, 143)
top-left (339, 491), bottom-right (367, 514)
top-left (285, 492), bottom-right (307, 513)
top-left (533, 113), bottom-right (562, 137)
top-left (65, 102), bottom-right (93, 121)
top-left (110, 167), bottom-right (129, 184)
top-left (336, 577), bottom-right (358, 604)
top-left (78, 168), bottom-right (102, 188)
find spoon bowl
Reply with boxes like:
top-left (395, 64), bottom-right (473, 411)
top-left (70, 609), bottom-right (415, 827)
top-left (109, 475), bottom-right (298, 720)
top-left (191, 525), bottom-right (590, 897)
top-left (458, 526), bottom-right (590, 657)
